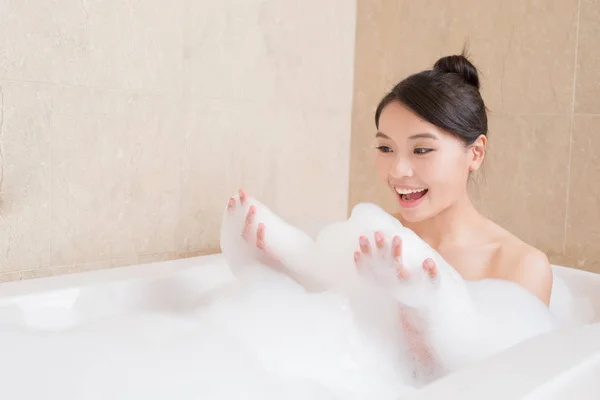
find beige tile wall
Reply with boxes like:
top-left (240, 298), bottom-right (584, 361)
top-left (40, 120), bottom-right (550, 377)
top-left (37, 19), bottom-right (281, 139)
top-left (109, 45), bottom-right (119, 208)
top-left (350, 0), bottom-right (600, 273)
top-left (0, 0), bottom-right (357, 281)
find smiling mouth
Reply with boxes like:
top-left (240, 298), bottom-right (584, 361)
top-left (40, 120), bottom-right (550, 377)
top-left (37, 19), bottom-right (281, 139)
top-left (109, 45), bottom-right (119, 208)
top-left (395, 188), bottom-right (428, 202)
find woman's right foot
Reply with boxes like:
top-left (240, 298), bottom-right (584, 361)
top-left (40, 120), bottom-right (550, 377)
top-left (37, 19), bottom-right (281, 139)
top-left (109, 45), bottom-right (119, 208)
top-left (220, 189), bottom-right (320, 288)
top-left (220, 189), bottom-right (282, 269)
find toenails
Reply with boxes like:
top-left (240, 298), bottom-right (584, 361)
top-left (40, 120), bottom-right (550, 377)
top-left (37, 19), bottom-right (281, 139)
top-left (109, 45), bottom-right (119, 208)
top-left (224, 188), bottom-right (282, 267)
top-left (375, 232), bottom-right (385, 249)
top-left (242, 206), bottom-right (256, 240)
top-left (354, 251), bottom-right (361, 265)
top-left (422, 258), bottom-right (438, 279)
top-left (227, 197), bottom-right (236, 213)
top-left (239, 188), bottom-right (247, 204)
top-left (256, 223), bottom-right (266, 250)
top-left (359, 236), bottom-right (370, 254)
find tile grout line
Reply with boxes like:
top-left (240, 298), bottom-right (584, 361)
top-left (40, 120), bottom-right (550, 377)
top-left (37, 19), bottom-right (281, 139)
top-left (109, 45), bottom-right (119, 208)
top-left (563, 0), bottom-right (582, 255)
top-left (0, 85), bottom-right (4, 207)
top-left (48, 84), bottom-right (53, 271)
top-left (176, 2), bottom-right (188, 256)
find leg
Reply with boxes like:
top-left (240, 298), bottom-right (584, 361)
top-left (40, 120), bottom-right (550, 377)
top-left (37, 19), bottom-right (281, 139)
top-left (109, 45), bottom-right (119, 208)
top-left (354, 232), bottom-right (445, 384)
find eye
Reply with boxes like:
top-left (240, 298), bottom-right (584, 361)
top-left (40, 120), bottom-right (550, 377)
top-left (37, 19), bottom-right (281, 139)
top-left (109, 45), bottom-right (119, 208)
top-left (376, 145), bottom-right (393, 153)
top-left (414, 148), bottom-right (433, 155)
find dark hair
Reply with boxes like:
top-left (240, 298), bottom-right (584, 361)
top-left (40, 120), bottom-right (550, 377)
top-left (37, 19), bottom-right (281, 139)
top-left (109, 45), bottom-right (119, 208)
top-left (375, 52), bottom-right (487, 146)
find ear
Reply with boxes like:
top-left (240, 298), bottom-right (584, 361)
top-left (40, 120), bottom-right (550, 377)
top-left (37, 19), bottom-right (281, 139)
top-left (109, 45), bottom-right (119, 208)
top-left (468, 135), bottom-right (486, 172)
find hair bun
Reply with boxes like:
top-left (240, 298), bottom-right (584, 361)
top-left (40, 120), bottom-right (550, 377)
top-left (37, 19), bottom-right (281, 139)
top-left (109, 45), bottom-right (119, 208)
top-left (433, 54), bottom-right (480, 90)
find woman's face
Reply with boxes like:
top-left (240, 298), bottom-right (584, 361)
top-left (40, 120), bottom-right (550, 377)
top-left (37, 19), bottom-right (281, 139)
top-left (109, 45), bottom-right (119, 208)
top-left (375, 101), bottom-right (485, 223)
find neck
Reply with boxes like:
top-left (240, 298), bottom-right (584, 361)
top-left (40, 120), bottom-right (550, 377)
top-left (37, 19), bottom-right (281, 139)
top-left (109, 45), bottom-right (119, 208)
top-left (406, 193), bottom-right (482, 249)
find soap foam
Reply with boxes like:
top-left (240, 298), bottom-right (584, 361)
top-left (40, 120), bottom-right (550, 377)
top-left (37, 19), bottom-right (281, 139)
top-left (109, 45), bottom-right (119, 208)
top-left (0, 193), bottom-right (588, 399)
top-left (217, 194), bottom-right (569, 384)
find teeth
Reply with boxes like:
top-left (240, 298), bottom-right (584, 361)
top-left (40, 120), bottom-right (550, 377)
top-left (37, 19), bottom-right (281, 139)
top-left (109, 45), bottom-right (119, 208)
top-left (395, 187), bottom-right (427, 195)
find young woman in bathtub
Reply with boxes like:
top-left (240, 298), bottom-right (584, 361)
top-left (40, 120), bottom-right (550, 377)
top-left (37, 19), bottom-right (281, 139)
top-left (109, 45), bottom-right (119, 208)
top-left (230, 52), bottom-right (553, 305)
top-left (223, 53), bottom-right (556, 381)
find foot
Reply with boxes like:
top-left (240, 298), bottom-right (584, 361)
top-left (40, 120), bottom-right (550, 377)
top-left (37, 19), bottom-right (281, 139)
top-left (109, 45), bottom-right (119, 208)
top-left (354, 231), bottom-right (443, 385)
top-left (220, 189), bottom-right (321, 288)
top-left (220, 189), bottom-right (284, 269)
top-left (353, 231), bottom-right (438, 299)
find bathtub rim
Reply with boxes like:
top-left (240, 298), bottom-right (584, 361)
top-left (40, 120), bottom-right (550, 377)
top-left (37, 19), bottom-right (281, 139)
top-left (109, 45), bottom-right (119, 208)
top-left (1, 253), bottom-right (599, 398)
top-left (0, 253), bottom-right (597, 301)
top-left (0, 253), bottom-right (227, 301)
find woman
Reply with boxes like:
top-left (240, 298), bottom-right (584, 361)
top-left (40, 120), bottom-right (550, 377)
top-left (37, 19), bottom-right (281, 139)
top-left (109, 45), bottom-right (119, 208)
top-left (227, 53), bottom-right (556, 381)
top-left (354, 52), bottom-right (554, 379)
top-left (232, 52), bottom-right (553, 307)
top-left (355, 52), bottom-right (553, 307)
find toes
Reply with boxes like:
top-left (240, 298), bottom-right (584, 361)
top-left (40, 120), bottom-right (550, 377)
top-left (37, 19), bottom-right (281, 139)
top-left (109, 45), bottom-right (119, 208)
top-left (423, 258), bottom-right (437, 279)
top-left (391, 236), bottom-right (409, 279)
top-left (239, 188), bottom-right (247, 205)
top-left (256, 223), bottom-right (266, 250)
top-left (356, 233), bottom-right (413, 281)
top-left (242, 206), bottom-right (256, 240)
top-left (392, 236), bottom-right (402, 259)
top-left (227, 197), bottom-right (236, 214)
top-left (374, 231), bottom-right (385, 249)
top-left (359, 236), bottom-right (371, 254)
top-left (354, 251), bottom-right (361, 266)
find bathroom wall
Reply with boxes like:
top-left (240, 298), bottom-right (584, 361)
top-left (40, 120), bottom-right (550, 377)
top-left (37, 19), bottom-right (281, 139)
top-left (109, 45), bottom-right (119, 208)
top-left (0, 0), bottom-right (357, 281)
top-left (350, 0), bottom-right (600, 273)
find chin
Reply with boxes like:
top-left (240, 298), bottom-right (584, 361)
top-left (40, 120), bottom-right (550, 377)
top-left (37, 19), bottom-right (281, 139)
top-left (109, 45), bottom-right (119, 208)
top-left (395, 209), bottom-right (430, 224)
top-left (395, 201), bottom-right (434, 223)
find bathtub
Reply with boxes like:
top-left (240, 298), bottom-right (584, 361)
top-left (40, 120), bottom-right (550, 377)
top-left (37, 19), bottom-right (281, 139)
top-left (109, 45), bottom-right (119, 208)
top-left (0, 254), bottom-right (599, 399)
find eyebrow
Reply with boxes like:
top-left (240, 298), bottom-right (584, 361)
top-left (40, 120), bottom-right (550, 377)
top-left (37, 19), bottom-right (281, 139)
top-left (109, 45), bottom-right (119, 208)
top-left (375, 132), bottom-right (438, 140)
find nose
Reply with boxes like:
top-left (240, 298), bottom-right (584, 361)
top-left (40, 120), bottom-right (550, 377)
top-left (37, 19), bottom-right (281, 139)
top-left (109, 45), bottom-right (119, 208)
top-left (389, 156), bottom-right (414, 179)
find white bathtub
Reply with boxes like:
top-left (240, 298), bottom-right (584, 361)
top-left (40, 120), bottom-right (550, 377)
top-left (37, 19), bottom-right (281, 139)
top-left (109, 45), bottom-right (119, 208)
top-left (0, 254), bottom-right (599, 399)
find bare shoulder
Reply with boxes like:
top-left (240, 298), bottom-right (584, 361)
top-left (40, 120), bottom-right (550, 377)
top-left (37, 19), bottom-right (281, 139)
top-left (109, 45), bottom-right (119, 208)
top-left (491, 229), bottom-right (553, 305)
top-left (508, 244), bottom-right (553, 306)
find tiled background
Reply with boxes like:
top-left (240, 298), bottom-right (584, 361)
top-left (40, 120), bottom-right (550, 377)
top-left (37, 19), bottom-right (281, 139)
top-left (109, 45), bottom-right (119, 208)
top-left (1, 0), bottom-right (599, 281)
top-left (350, 0), bottom-right (600, 273)
top-left (0, 0), bottom-right (356, 281)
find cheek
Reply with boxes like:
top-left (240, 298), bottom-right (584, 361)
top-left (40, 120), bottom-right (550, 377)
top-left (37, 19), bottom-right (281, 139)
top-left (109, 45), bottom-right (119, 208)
top-left (421, 153), bottom-right (469, 189)
top-left (375, 155), bottom-right (390, 181)
top-left (447, 155), bottom-right (471, 189)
